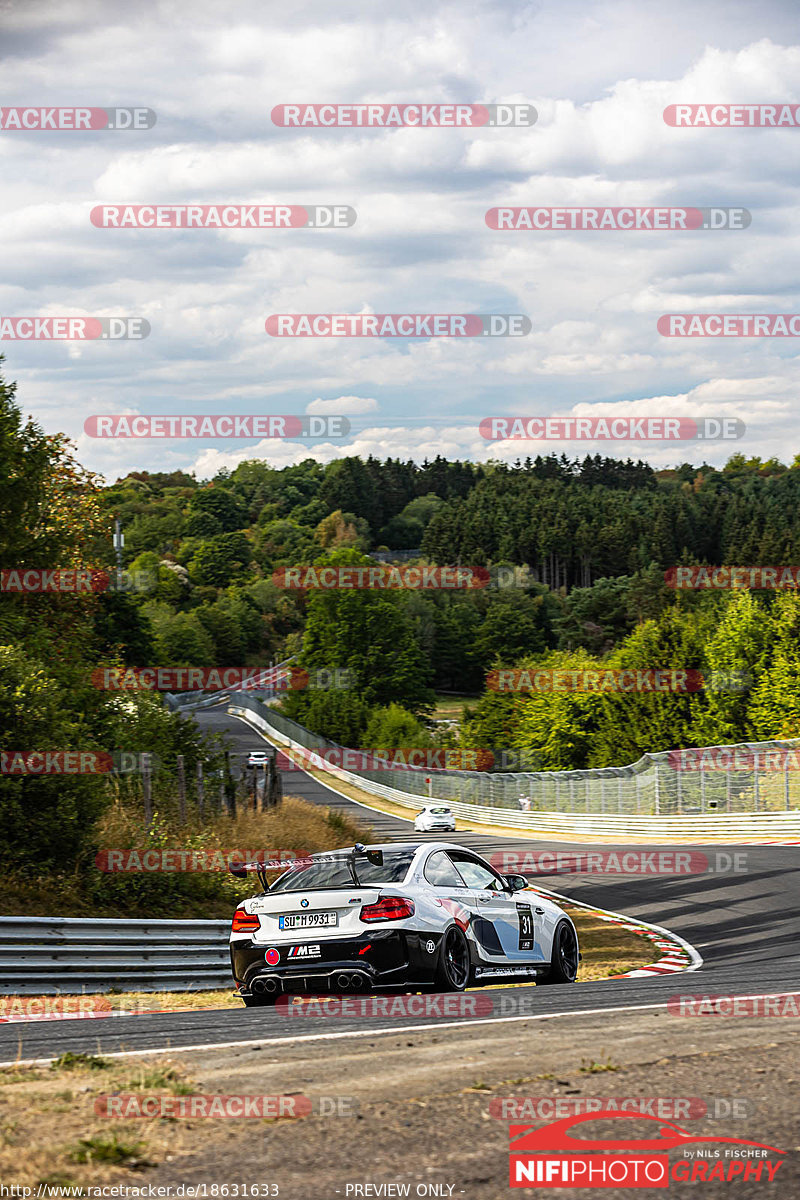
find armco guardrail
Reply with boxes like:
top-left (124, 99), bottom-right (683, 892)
top-left (230, 700), bottom-right (800, 840)
top-left (0, 916), bottom-right (231, 995)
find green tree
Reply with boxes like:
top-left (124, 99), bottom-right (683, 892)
top-left (188, 532), bottom-right (251, 587)
top-left (187, 487), bottom-right (247, 532)
top-left (298, 551), bottom-right (435, 713)
top-left (362, 704), bottom-right (432, 750)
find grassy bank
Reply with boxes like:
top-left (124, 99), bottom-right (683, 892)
top-left (0, 795), bottom-right (372, 919)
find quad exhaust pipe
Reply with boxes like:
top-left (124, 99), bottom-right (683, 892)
top-left (252, 976), bottom-right (279, 995)
top-left (335, 972), bottom-right (367, 991)
top-left (250, 970), bottom-right (370, 995)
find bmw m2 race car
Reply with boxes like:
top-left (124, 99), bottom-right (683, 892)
top-left (229, 841), bottom-right (579, 1005)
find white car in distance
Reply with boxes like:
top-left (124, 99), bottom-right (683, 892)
top-left (414, 804), bottom-right (456, 833)
top-left (247, 750), bottom-right (270, 768)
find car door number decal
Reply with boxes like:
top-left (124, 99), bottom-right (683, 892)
top-left (516, 903), bottom-right (534, 951)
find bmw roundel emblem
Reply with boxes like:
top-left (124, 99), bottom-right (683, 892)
top-left (300, 898), bottom-right (309, 908)
top-left (265, 948), bottom-right (280, 966)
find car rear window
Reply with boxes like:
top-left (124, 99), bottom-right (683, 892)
top-left (429, 807), bottom-right (451, 814)
top-left (269, 849), bottom-right (416, 892)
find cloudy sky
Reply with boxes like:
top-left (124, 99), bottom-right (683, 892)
top-left (1, 0), bottom-right (799, 481)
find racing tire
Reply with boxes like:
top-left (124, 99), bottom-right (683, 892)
top-left (241, 992), bottom-right (278, 1007)
top-left (539, 920), bottom-right (579, 985)
top-left (434, 925), bottom-right (471, 992)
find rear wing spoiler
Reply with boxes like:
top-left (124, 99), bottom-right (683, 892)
top-left (228, 855), bottom-right (313, 891)
top-left (228, 845), bottom-right (384, 890)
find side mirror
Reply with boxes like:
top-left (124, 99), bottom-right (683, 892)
top-left (505, 873), bottom-right (529, 892)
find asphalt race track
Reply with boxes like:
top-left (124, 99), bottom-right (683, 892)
top-left (2, 705), bottom-right (798, 1065)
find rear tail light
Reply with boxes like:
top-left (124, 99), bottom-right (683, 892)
top-left (232, 907), bottom-right (260, 933)
top-left (360, 896), bottom-right (415, 922)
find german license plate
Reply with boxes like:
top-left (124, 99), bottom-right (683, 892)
top-left (279, 911), bottom-right (338, 929)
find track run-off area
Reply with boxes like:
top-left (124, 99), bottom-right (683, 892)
top-left (2, 704), bottom-right (799, 1066)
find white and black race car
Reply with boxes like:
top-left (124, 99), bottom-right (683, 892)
top-left (229, 842), bottom-right (579, 1005)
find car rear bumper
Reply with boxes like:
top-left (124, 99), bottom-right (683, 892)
top-left (231, 928), bottom-right (443, 995)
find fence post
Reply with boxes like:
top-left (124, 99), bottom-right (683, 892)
top-left (618, 777), bottom-right (623, 813)
top-left (142, 752), bottom-right (153, 829)
top-left (700, 758), bottom-right (706, 813)
top-left (785, 754), bottom-right (791, 811)
top-left (676, 762), bottom-right (682, 815)
top-left (726, 765), bottom-right (732, 812)
top-left (654, 763), bottom-right (660, 816)
top-left (196, 761), bottom-right (205, 820)
top-left (600, 778), bottom-right (605, 814)
top-left (224, 750), bottom-right (236, 817)
top-left (176, 754), bottom-right (187, 824)
top-left (753, 752), bottom-right (760, 812)
top-left (555, 778), bottom-right (560, 812)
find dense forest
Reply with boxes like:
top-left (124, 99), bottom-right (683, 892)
top-left (3, 357), bottom-right (800, 878)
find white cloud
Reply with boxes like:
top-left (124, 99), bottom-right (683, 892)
top-left (305, 395), bottom-right (379, 415)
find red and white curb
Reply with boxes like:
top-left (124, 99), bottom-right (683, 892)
top-left (524, 884), bottom-right (703, 979)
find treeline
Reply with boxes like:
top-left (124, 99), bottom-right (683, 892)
top-left (421, 457), bottom-right (800, 589)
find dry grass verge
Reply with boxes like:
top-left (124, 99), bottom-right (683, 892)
top-left (0, 795), bottom-right (372, 918)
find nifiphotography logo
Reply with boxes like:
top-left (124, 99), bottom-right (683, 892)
top-left (508, 1111), bottom-right (785, 1188)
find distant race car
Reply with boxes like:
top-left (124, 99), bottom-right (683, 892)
top-left (229, 841), bottom-right (579, 1006)
top-left (246, 750), bottom-right (270, 768)
top-left (414, 804), bottom-right (456, 833)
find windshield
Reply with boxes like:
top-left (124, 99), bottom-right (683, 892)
top-left (269, 849), bottom-right (416, 892)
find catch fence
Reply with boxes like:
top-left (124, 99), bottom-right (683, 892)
top-left (230, 694), bottom-right (800, 817)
